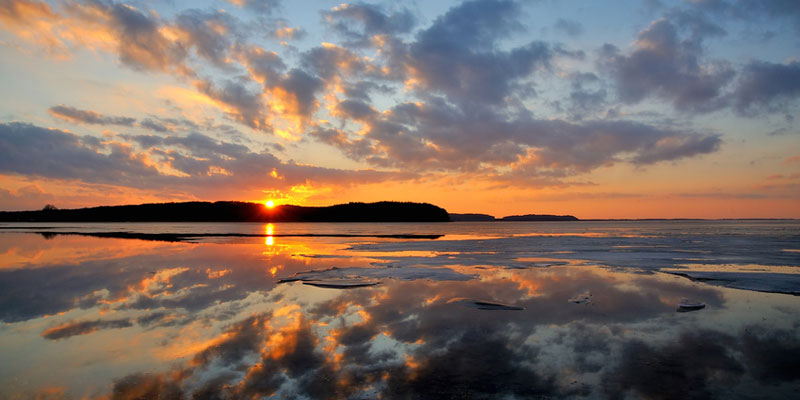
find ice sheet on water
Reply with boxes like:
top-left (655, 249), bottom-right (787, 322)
top-left (662, 268), bottom-right (800, 295)
top-left (448, 298), bottom-right (524, 311)
top-left (301, 279), bottom-right (381, 289)
top-left (348, 229), bottom-right (800, 294)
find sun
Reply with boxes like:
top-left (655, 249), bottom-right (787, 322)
top-left (265, 200), bottom-right (275, 208)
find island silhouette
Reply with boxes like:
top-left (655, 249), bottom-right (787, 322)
top-left (0, 201), bottom-right (451, 222)
top-left (449, 213), bottom-right (579, 221)
top-left (0, 201), bottom-right (580, 223)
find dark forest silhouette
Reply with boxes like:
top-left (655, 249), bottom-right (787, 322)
top-left (0, 201), bottom-right (451, 222)
top-left (449, 213), bottom-right (496, 221)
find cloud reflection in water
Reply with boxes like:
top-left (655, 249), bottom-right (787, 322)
top-left (0, 232), bottom-right (798, 398)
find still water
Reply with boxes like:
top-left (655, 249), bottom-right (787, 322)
top-left (1, 221), bottom-right (799, 398)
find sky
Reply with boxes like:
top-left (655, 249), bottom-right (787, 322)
top-left (0, 0), bottom-right (798, 218)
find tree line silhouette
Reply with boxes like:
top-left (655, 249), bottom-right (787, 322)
top-left (0, 201), bottom-right (452, 222)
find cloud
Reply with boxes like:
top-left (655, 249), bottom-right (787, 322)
top-left (0, 122), bottom-right (160, 184)
top-left (302, 43), bottom-right (367, 82)
top-left (0, 0), bottom-right (786, 208)
top-left (0, 0), bottom-right (54, 25)
top-left (405, 0), bottom-right (552, 106)
top-left (308, 127), bottom-right (375, 161)
top-left (194, 78), bottom-right (270, 130)
top-left (298, 1), bottom-right (719, 181)
top-left (1, 0), bottom-right (211, 70)
top-left (48, 105), bottom-right (136, 126)
top-left (70, 1), bottom-right (189, 73)
top-left (2, 1), bottom-right (245, 76)
top-left (335, 99), bottom-right (378, 121)
top-left (733, 61), bottom-right (800, 116)
top-left (47, 105), bottom-right (207, 134)
top-left (554, 18), bottom-right (583, 37)
top-left (173, 9), bottom-right (240, 67)
top-left (744, 0), bottom-right (800, 31)
top-left (0, 0), bottom-right (70, 57)
top-left (0, 122), bottom-right (404, 204)
top-left (322, 2), bottom-right (416, 46)
top-left (673, 191), bottom-right (768, 200)
top-left (138, 118), bottom-right (170, 133)
top-left (227, 0), bottom-right (281, 15)
top-left (41, 318), bottom-right (133, 340)
top-left (598, 18), bottom-right (734, 112)
top-left (268, 20), bottom-right (306, 41)
top-left (272, 68), bottom-right (323, 122)
top-left (688, 0), bottom-right (800, 32)
top-left (236, 45), bottom-right (287, 85)
top-left (235, 46), bottom-right (325, 130)
top-left (514, 119), bottom-right (721, 171)
top-left (109, 373), bottom-right (185, 400)
top-left (631, 132), bottom-right (720, 164)
top-left (318, 96), bottom-right (720, 178)
top-left (566, 72), bottom-right (607, 119)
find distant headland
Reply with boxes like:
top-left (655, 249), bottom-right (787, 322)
top-left (449, 213), bottom-right (579, 221)
top-left (0, 201), bottom-right (451, 223)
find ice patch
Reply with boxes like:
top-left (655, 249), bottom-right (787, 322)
top-left (348, 228), bottom-right (800, 295)
top-left (662, 265), bottom-right (800, 295)
top-left (448, 298), bottom-right (524, 311)
top-left (302, 279), bottom-right (381, 289)
top-left (677, 298), bottom-right (705, 312)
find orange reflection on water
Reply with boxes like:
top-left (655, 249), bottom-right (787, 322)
top-left (137, 267), bottom-right (188, 293)
top-left (0, 233), bottom-right (184, 269)
top-left (206, 268), bottom-right (231, 279)
top-left (262, 304), bottom-right (304, 359)
top-left (264, 223), bottom-right (275, 246)
top-left (156, 327), bottom-right (231, 361)
top-left (405, 354), bottom-right (421, 371)
top-left (510, 274), bottom-right (542, 296)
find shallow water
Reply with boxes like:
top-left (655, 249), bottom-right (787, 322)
top-left (0, 221), bottom-right (799, 398)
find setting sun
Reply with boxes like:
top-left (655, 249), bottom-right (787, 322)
top-left (265, 200), bottom-right (275, 208)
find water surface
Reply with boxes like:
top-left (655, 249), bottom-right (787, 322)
top-left (1, 221), bottom-right (799, 398)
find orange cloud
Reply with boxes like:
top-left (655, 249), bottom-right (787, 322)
top-left (0, 0), bottom-right (54, 25)
top-left (0, 0), bottom-right (193, 71)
